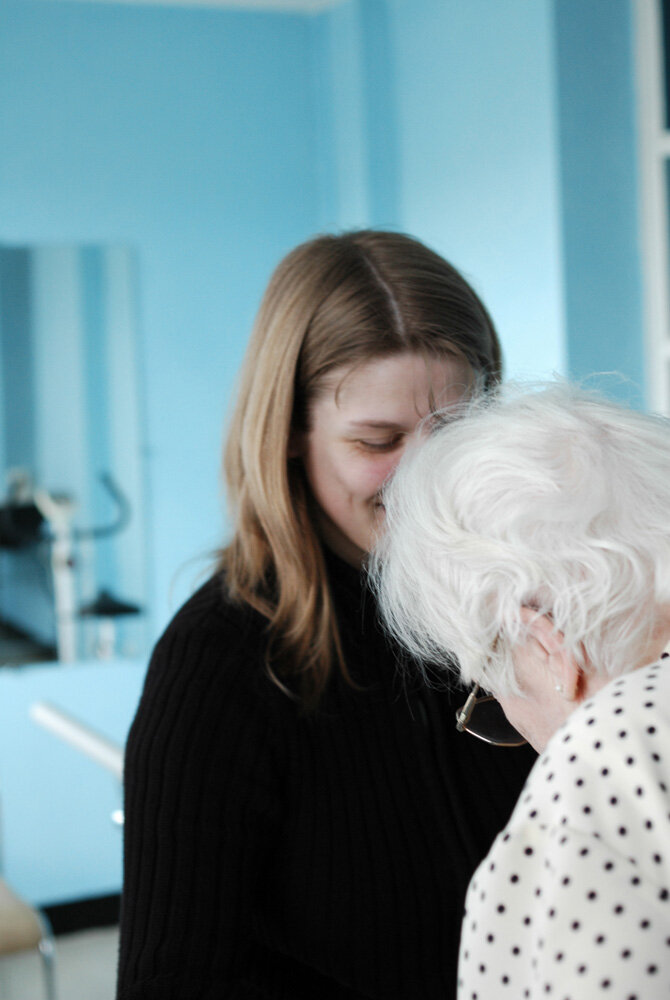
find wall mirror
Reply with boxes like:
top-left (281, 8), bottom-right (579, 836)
top-left (0, 245), bottom-right (148, 665)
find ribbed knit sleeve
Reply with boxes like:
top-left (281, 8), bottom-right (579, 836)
top-left (116, 585), bottom-right (283, 999)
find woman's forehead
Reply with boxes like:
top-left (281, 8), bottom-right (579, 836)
top-left (324, 351), bottom-right (473, 409)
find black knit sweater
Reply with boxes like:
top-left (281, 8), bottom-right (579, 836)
top-left (116, 551), bottom-right (535, 999)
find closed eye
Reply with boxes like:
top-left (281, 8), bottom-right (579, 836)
top-left (355, 436), bottom-right (403, 453)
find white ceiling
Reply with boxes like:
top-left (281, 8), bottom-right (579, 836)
top-left (41, 0), bottom-right (342, 11)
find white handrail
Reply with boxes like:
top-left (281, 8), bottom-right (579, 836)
top-left (29, 701), bottom-right (124, 780)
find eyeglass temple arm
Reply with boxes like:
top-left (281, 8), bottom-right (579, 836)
top-left (455, 684), bottom-right (480, 732)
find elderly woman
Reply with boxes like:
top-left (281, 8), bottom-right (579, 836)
top-left (373, 383), bottom-right (670, 999)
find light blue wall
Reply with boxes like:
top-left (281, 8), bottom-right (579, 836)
top-left (554, 0), bottom-right (645, 407)
top-left (310, 0), bottom-right (401, 229)
top-left (391, 0), bottom-right (566, 381)
top-left (316, 0), bottom-right (566, 382)
top-left (0, 0), bottom-right (320, 634)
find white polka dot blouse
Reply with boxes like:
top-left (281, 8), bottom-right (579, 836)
top-left (458, 656), bottom-right (670, 1000)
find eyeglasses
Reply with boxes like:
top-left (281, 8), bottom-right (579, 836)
top-left (455, 683), bottom-right (527, 747)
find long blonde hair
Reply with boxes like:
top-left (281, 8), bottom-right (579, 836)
top-left (220, 230), bottom-right (500, 707)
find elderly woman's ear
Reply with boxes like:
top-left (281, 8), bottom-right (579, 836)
top-left (518, 607), bottom-right (582, 702)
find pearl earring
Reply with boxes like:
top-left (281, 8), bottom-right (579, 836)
top-left (555, 683), bottom-right (564, 695)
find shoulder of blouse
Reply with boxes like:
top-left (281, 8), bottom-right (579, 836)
top-left (507, 659), bottom-right (670, 836)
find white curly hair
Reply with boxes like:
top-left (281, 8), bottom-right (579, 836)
top-left (371, 382), bottom-right (670, 696)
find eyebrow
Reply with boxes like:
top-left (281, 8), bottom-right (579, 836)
top-left (346, 420), bottom-right (405, 430)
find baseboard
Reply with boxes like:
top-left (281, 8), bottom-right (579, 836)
top-left (43, 892), bottom-right (120, 936)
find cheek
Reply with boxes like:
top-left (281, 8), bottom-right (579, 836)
top-left (304, 439), bottom-right (401, 503)
top-left (363, 453), bottom-right (403, 492)
top-left (306, 453), bottom-right (374, 506)
top-left (333, 453), bottom-right (398, 498)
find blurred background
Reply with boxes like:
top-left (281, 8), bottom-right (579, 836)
top-left (0, 0), bottom-right (666, 991)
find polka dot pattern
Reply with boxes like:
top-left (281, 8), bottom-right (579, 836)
top-left (458, 659), bottom-right (670, 998)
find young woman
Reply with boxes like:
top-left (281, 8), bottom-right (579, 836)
top-left (116, 230), bottom-right (536, 999)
